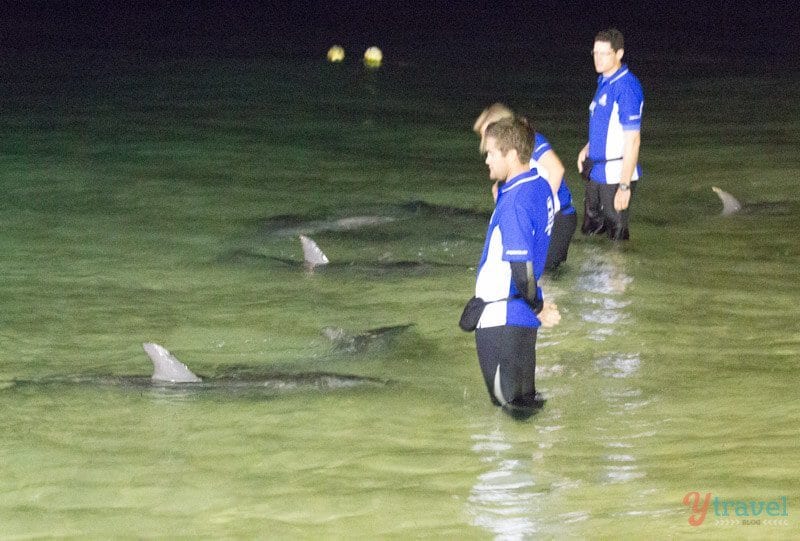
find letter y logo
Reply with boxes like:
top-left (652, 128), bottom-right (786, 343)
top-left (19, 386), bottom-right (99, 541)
top-left (683, 492), bottom-right (711, 526)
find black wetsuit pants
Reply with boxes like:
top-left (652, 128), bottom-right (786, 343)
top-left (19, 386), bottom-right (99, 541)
top-left (475, 325), bottom-right (538, 408)
top-left (581, 180), bottom-right (636, 241)
top-left (545, 210), bottom-right (577, 271)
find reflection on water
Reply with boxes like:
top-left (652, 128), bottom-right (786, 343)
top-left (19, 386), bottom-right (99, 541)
top-left (575, 246), bottom-right (633, 341)
top-left (575, 245), bottom-right (632, 296)
top-left (467, 415), bottom-right (571, 539)
top-left (469, 461), bottom-right (539, 538)
top-left (598, 387), bottom-right (653, 485)
top-left (594, 353), bottom-right (641, 379)
top-left (580, 246), bottom-right (651, 488)
top-left (467, 424), bottom-right (542, 539)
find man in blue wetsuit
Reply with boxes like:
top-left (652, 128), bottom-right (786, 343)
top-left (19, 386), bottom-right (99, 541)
top-left (474, 117), bottom-right (561, 419)
top-left (577, 28), bottom-right (644, 241)
top-left (473, 103), bottom-right (576, 271)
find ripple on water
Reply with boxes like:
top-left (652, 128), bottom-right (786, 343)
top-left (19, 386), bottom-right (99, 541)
top-left (594, 353), bottom-right (641, 379)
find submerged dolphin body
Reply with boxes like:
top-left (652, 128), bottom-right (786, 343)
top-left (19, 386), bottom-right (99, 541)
top-left (3, 344), bottom-right (388, 394)
top-left (139, 343), bottom-right (387, 391)
top-left (224, 203), bottom-right (489, 273)
top-left (398, 200), bottom-right (491, 220)
top-left (218, 236), bottom-right (456, 274)
top-left (259, 202), bottom-right (489, 238)
top-left (297, 235), bottom-right (460, 274)
top-left (261, 215), bottom-right (398, 238)
top-left (321, 324), bottom-right (415, 354)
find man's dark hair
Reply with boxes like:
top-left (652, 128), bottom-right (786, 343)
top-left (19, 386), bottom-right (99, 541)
top-left (484, 117), bottom-right (534, 162)
top-left (595, 28), bottom-right (624, 51)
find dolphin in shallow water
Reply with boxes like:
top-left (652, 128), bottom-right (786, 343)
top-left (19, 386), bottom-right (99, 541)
top-left (712, 186), bottom-right (743, 216)
top-left (139, 342), bottom-right (387, 390)
top-left (144, 343), bottom-right (208, 383)
top-left (300, 235), bottom-right (330, 271)
top-left (261, 214), bottom-right (398, 238)
top-left (259, 202), bottom-right (488, 238)
top-left (220, 236), bottom-right (460, 275)
top-left (321, 323), bottom-right (415, 354)
top-left (297, 235), bottom-right (460, 274)
top-left (4, 344), bottom-right (388, 393)
top-left (712, 186), bottom-right (794, 216)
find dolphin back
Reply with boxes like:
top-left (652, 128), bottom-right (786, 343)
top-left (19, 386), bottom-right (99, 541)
top-left (142, 343), bottom-right (203, 383)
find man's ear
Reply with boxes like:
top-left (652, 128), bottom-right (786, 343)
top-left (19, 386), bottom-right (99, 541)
top-left (616, 48), bottom-right (625, 62)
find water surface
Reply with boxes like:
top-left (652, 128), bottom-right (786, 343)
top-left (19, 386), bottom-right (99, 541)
top-left (1, 50), bottom-right (798, 539)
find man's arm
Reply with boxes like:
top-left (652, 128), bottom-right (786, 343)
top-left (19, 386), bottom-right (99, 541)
top-left (510, 261), bottom-right (543, 313)
top-left (537, 149), bottom-right (565, 199)
top-left (577, 143), bottom-right (589, 175)
top-left (510, 261), bottom-right (560, 327)
top-left (614, 129), bottom-right (640, 211)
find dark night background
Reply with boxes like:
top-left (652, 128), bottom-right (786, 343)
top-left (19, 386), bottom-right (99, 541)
top-left (1, 1), bottom-right (797, 61)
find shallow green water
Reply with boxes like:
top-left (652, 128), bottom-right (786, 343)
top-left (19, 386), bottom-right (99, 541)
top-left (1, 51), bottom-right (798, 539)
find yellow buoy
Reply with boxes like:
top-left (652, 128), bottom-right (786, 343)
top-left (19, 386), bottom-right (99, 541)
top-left (327, 45), bottom-right (345, 63)
top-left (363, 46), bottom-right (383, 68)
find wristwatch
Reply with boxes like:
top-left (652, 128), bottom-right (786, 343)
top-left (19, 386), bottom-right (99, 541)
top-left (618, 183), bottom-right (630, 191)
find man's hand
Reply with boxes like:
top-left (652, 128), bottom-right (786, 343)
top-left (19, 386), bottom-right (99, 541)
top-left (615, 130), bottom-right (640, 211)
top-left (577, 145), bottom-right (588, 174)
top-left (614, 187), bottom-right (631, 211)
top-left (538, 301), bottom-right (561, 328)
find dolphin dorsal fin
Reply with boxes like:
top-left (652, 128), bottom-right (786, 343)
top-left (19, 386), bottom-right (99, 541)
top-left (300, 235), bottom-right (330, 270)
top-left (712, 186), bottom-right (742, 216)
top-left (142, 343), bottom-right (203, 383)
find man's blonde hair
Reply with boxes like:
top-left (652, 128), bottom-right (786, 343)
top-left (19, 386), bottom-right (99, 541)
top-left (483, 117), bottom-right (534, 164)
top-left (473, 103), bottom-right (514, 153)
